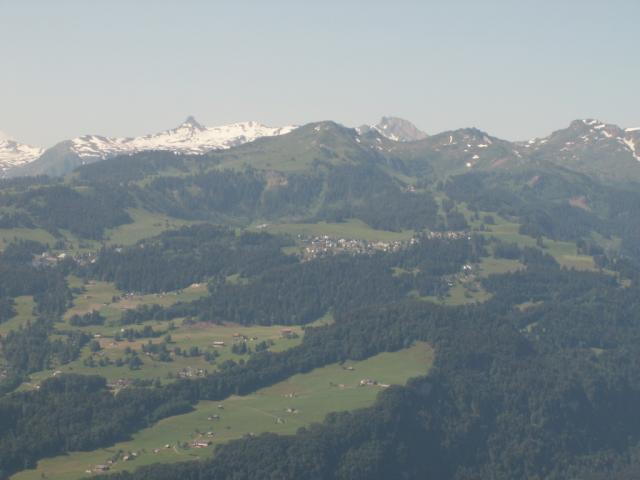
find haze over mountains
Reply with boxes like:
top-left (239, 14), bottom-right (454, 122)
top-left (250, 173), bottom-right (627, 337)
top-left (4, 112), bottom-right (640, 480)
top-left (1, 116), bottom-right (639, 181)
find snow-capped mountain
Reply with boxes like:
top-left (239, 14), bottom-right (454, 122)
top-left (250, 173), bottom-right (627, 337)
top-left (517, 119), bottom-right (640, 181)
top-left (4, 116), bottom-right (640, 181)
top-left (358, 117), bottom-right (428, 142)
top-left (67, 116), bottom-right (296, 159)
top-left (7, 117), bottom-right (296, 177)
top-left (524, 119), bottom-right (640, 159)
top-left (0, 136), bottom-right (44, 173)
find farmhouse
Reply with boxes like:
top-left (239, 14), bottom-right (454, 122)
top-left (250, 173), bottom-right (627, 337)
top-left (359, 378), bottom-right (378, 386)
top-left (280, 328), bottom-right (295, 338)
top-left (192, 440), bottom-right (212, 448)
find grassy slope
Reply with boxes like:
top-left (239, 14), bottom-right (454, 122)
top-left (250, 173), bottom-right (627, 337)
top-left (62, 279), bottom-right (209, 328)
top-left (105, 209), bottom-right (196, 246)
top-left (0, 296), bottom-right (36, 336)
top-left (0, 209), bottom-right (197, 255)
top-left (21, 278), bottom-right (301, 386)
top-left (26, 320), bottom-right (304, 387)
top-left (12, 342), bottom-right (434, 480)
top-left (478, 215), bottom-right (596, 270)
top-left (0, 228), bottom-right (57, 251)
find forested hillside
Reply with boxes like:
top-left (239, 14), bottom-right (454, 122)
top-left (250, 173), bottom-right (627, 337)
top-left (2, 121), bottom-right (640, 479)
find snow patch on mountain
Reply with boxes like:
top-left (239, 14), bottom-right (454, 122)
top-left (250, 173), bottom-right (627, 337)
top-left (67, 116), bottom-right (296, 159)
top-left (1, 117), bottom-right (296, 176)
top-left (0, 137), bottom-right (44, 172)
top-left (624, 137), bottom-right (640, 161)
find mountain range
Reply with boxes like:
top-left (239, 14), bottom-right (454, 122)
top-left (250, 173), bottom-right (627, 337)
top-left (1, 117), bottom-right (296, 177)
top-left (1, 116), bottom-right (639, 181)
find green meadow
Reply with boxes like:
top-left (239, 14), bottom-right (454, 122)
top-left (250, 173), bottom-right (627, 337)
top-left (104, 209), bottom-right (196, 246)
top-left (27, 319), bottom-right (305, 387)
top-left (0, 296), bottom-right (36, 336)
top-left (479, 215), bottom-right (596, 270)
top-left (12, 342), bottom-right (435, 480)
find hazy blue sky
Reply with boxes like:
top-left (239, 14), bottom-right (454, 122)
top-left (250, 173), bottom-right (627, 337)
top-left (1, 0), bottom-right (638, 147)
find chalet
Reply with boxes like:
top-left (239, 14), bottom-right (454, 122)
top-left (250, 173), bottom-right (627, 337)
top-left (192, 440), bottom-right (212, 448)
top-left (280, 328), bottom-right (295, 338)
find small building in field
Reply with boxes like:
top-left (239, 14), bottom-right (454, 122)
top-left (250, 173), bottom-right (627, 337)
top-left (192, 440), bottom-right (212, 448)
top-left (281, 328), bottom-right (296, 338)
top-left (359, 378), bottom-right (378, 386)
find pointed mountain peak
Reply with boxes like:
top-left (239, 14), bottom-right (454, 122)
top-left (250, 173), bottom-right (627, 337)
top-left (180, 116), bottom-right (205, 130)
top-left (372, 116), bottom-right (428, 142)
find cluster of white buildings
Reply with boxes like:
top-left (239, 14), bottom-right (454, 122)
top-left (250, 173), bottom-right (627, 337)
top-left (300, 235), bottom-right (408, 261)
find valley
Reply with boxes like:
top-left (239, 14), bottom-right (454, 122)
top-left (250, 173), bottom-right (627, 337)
top-left (1, 117), bottom-right (639, 480)
top-left (4, 3), bottom-right (639, 478)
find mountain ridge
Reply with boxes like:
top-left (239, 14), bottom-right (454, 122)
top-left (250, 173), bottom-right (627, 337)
top-left (0, 137), bottom-right (44, 173)
top-left (6, 117), bottom-right (296, 177)
top-left (2, 116), bottom-right (640, 180)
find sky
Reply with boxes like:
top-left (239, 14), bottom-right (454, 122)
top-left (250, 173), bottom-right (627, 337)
top-left (1, 0), bottom-right (639, 147)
